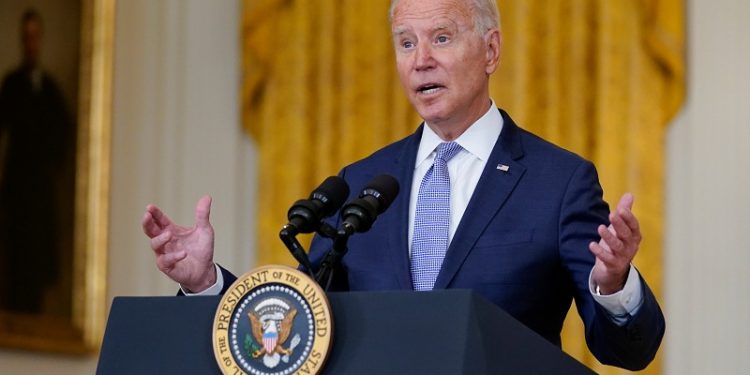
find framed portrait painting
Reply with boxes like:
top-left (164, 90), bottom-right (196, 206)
top-left (0, 0), bottom-right (113, 353)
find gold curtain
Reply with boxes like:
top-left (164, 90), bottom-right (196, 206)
top-left (242, 1), bottom-right (684, 373)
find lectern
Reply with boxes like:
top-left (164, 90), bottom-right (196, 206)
top-left (97, 290), bottom-right (594, 374)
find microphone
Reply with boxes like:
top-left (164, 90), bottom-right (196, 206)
top-left (314, 175), bottom-right (399, 289)
top-left (280, 176), bottom-right (349, 276)
top-left (339, 174), bottom-right (400, 235)
top-left (283, 176), bottom-right (350, 236)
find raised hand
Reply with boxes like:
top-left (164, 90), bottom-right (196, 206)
top-left (142, 195), bottom-right (217, 292)
top-left (588, 193), bottom-right (642, 295)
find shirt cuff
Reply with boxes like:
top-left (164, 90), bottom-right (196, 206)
top-left (588, 264), bottom-right (643, 324)
top-left (180, 263), bottom-right (224, 296)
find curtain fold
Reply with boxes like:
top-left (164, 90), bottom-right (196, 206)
top-left (242, 1), bottom-right (684, 373)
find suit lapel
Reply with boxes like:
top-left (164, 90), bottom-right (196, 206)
top-left (433, 110), bottom-right (527, 289)
top-left (383, 125), bottom-right (422, 290)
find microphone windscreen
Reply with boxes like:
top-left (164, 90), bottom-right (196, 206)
top-left (312, 176), bottom-right (350, 215)
top-left (361, 174), bottom-right (400, 212)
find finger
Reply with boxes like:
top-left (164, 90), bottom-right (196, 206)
top-left (617, 206), bottom-right (641, 238)
top-left (599, 224), bottom-right (625, 255)
top-left (195, 195), bottom-right (212, 227)
top-left (156, 250), bottom-right (187, 272)
top-left (142, 212), bottom-right (162, 238)
top-left (607, 214), bottom-right (617, 236)
top-left (150, 230), bottom-right (172, 254)
top-left (595, 225), bottom-right (614, 252)
top-left (146, 204), bottom-right (174, 229)
top-left (609, 212), bottom-right (633, 240)
top-left (589, 241), bottom-right (617, 266)
top-left (617, 192), bottom-right (634, 212)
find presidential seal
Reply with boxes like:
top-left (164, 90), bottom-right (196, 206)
top-left (213, 266), bottom-right (333, 375)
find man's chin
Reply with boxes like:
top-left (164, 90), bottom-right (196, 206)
top-left (412, 102), bottom-right (450, 124)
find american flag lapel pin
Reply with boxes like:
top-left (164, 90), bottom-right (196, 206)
top-left (496, 164), bottom-right (510, 172)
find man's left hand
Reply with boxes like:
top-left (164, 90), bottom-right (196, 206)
top-left (589, 193), bottom-right (641, 295)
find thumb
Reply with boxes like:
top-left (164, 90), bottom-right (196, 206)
top-left (195, 194), bottom-right (212, 227)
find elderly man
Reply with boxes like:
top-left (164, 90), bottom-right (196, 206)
top-left (143, 0), bottom-right (664, 370)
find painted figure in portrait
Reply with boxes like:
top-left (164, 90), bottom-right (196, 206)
top-left (0, 8), bottom-right (77, 315)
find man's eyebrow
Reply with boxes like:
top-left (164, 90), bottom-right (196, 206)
top-left (392, 26), bottom-right (409, 37)
top-left (432, 22), bottom-right (456, 32)
top-left (392, 20), bottom-right (458, 37)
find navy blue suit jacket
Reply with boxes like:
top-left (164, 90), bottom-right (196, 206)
top-left (306, 109), bottom-right (664, 370)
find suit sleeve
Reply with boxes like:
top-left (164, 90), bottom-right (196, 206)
top-left (558, 160), bottom-right (665, 371)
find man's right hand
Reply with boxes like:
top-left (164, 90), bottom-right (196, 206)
top-left (142, 195), bottom-right (217, 293)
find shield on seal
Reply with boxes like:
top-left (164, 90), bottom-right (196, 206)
top-left (262, 329), bottom-right (278, 353)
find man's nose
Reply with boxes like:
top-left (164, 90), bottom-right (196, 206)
top-left (414, 43), bottom-right (435, 71)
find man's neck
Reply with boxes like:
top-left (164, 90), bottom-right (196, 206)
top-left (425, 99), bottom-right (493, 141)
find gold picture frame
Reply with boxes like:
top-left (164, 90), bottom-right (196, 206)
top-left (0, 0), bottom-right (113, 353)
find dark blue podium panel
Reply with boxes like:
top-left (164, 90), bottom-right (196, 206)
top-left (97, 290), bottom-right (594, 374)
top-left (323, 290), bottom-right (594, 375)
top-left (97, 295), bottom-right (222, 374)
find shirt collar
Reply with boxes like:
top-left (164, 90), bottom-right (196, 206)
top-left (415, 100), bottom-right (504, 167)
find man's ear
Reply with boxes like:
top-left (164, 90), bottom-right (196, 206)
top-left (485, 29), bottom-right (502, 74)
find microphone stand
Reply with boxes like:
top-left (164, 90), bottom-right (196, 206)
top-left (279, 225), bottom-right (315, 279)
top-left (314, 227), bottom-right (351, 292)
top-left (279, 221), bottom-right (343, 285)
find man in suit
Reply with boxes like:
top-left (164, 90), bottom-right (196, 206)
top-left (143, 0), bottom-right (664, 370)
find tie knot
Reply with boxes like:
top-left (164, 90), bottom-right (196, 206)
top-left (435, 142), bottom-right (462, 163)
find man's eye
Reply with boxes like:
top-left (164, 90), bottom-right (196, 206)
top-left (402, 40), bottom-right (415, 49)
top-left (436, 35), bottom-right (449, 44)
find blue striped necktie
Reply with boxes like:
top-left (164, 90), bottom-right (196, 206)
top-left (411, 141), bottom-right (463, 291)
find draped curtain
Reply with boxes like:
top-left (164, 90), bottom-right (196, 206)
top-left (242, 1), bottom-right (684, 373)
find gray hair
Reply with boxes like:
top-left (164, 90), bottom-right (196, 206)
top-left (389, 0), bottom-right (501, 34)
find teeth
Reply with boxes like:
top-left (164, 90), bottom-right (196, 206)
top-left (419, 86), bottom-right (441, 94)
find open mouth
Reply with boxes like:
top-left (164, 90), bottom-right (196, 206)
top-left (416, 83), bottom-right (445, 95)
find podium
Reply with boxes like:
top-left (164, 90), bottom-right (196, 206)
top-left (97, 290), bottom-right (594, 374)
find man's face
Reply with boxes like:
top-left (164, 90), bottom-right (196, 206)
top-left (391, 0), bottom-right (500, 129)
top-left (22, 19), bottom-right (42, 67)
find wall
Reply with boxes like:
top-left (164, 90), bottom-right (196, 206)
top-left (664, 0), bottom-right (750, 373)
top-left (0, 0), bottom-right (253, 372)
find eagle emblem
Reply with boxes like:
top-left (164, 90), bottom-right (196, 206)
top-left (248, 297), bottom-right (301, 368)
